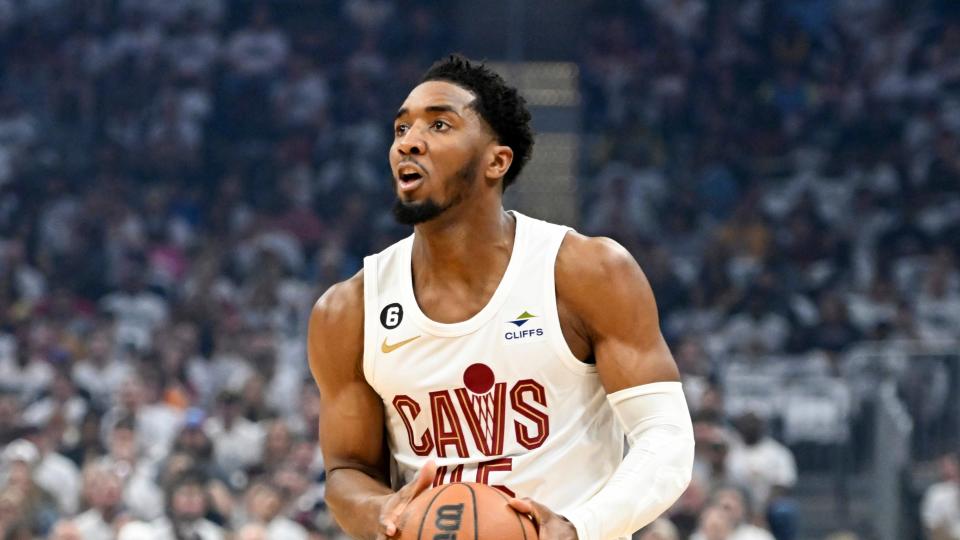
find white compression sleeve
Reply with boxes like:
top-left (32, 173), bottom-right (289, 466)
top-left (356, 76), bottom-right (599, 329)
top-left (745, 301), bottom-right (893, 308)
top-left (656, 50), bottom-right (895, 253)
top-left (563, 381), bottom-right (694, 540)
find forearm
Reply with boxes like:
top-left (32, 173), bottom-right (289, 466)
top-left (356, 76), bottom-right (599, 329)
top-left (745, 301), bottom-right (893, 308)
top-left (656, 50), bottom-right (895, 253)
top-left (564, 382), bottom-right (694, 540)
top-left (326, 467), bottom-right (395, 540)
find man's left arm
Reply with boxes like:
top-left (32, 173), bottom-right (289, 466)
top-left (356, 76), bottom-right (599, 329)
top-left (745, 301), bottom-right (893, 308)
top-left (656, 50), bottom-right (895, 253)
top-left (510, 233), bottom-right (695, 540)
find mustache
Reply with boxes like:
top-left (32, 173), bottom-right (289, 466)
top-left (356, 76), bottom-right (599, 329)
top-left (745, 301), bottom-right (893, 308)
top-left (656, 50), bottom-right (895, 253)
top-left (396, 158), bottom-right (428, 175)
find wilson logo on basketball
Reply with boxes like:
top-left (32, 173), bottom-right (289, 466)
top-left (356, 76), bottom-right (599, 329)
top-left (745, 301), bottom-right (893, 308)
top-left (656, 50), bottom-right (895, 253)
top-left (433, 504), bottom-right (464, 538)
top-left (391, 363), bottom-right (550, 495)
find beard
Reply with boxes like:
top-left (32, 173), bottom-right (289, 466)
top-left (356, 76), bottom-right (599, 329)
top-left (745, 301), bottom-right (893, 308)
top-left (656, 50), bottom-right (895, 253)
top-left (392, 197), bottom-right (448, 225)
top-left (392, 156), bottom-right (479, 225)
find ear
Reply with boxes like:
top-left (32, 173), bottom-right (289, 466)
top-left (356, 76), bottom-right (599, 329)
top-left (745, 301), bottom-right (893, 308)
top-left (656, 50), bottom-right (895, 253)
top-left (484, 144), bottom-right (514, 184)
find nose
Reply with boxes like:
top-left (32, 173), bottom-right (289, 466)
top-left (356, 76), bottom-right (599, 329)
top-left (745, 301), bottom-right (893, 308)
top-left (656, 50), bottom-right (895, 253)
top-left (397, 133), bottom-right (426, 156)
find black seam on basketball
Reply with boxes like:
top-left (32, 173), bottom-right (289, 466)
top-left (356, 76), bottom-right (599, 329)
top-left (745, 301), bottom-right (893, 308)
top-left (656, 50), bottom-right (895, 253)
top-left (466, 483), bottom-right (478, 540)
top-left (490, 487), bottom-right (529, 540)
top-left (417, 483), bottom-right (456, 540)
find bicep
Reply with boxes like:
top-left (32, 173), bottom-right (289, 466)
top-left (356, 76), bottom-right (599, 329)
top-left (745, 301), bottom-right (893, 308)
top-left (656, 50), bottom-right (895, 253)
top-left (307, 281), bottom-right (389, 482)
top-left (559, 236), bottom-right (680, 394)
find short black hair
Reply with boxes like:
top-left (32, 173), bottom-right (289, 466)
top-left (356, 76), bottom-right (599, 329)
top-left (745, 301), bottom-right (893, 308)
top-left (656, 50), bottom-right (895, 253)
top-left (421, 54), bottom-right (534, 191)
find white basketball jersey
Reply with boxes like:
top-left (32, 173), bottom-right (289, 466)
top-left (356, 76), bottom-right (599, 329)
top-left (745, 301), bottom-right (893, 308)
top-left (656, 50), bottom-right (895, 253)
top-left (362, 211), bottom-right (623, 516)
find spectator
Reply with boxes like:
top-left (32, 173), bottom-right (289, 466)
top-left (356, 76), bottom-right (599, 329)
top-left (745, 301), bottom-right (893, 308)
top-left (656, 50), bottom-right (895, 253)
top-left (205, 390), bottom-right (265, 477)
top-left (74, 463), bottom-right (126, 540)
top-left (0, 439), bottom-right (59, 536)
top-left (97, 416), bottom-right (164, 521)
top-left (21, 368), bottom-right (88, 431)
top-left (224, 4), bottom-right (289, 80)
top-left (712, 486), bottom-right (775, 540)
top-left (243, 480), bottom-right (308, 540)
top-left (99, 268), bottom-right (169, 352)
top-left (148, 470), bottom-right (224, 540)
top-left (638, 518), bottom-right (681, 540)
top-left (692, 504), bottom-right (736, 540)
top-left (100, 374), bottom-right (182, 460)
top-left (726, 414), bottom-right (797, 540)
top-left (72, 325), bottom-right (132, 411)
top-left (921, 452), bottom-right (960, 540)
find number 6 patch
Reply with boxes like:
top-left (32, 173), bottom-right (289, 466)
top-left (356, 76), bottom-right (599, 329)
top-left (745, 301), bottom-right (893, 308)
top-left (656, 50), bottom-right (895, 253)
top-left (380, 303), bottom-right (403, 329)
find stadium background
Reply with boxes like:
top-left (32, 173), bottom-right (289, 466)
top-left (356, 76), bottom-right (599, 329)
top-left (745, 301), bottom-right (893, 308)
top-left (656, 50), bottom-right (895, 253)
top-left (0, 0), bottom-right (959, 538)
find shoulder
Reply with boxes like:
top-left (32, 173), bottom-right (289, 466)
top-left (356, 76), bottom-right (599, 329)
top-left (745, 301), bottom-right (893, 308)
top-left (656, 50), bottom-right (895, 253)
top-left (307, 270), bottom-right (365, 382)
top-left (309, 270), bottom-right (365, 333)
top-left (556, 232), bottom-right (641, 282)
top-left (555, 231), bottom-right (656, 318)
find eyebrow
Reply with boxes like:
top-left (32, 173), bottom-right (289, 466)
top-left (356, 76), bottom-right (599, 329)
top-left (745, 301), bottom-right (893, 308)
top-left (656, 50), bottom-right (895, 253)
top-left (395, 104), bottom-right (462, 120)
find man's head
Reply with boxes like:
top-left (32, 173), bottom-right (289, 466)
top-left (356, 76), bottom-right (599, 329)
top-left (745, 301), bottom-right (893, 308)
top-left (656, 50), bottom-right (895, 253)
top-left (84, 464), bottom-right (124, 512)
top-left (697, 504), bottom-right (734, 540)
top-left (712, 486), bottom-right (751, 525)
top-left (390, 54), bottom-right (533, 225)
top-left (245, 481), bottom-right (284, 522)
top-left (167, 470), bottom-right (208, 522)
top-left (736, 412), bottom-right (765, 446)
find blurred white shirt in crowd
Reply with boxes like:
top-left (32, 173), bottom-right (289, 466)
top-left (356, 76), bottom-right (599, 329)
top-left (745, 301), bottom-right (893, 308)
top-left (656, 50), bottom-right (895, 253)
top-left (74, 508), bottom-right (115, 540)
top-left (34, 450), bottom-right (81, 514)
top-left (922, 481), bottom-right (960, 538)
top-left (100, 290), bottom-right (169, 351)
top-left (726, 437), bottom-right (797, 514)
top-left (205, 416), bottom-right (265, 475)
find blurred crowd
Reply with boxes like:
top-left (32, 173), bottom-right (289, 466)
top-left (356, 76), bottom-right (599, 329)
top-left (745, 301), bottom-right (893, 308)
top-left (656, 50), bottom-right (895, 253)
top-left (0, 0), bottom-right (449, 538)
top-left (0, 0), bottom-right (958, 539)
top-left (579, 1), bottom-right (960, 539)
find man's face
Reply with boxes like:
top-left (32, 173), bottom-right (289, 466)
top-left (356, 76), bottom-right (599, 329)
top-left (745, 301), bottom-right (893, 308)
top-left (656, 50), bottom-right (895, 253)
top-left (389, 80), bottom-right (490, 225)
top-left (171, 484), bottom-right (206, 521)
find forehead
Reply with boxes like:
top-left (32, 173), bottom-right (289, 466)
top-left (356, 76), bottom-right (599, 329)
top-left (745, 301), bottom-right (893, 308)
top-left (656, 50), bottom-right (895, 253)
top-left (399, 80), bottom-right (477, 115)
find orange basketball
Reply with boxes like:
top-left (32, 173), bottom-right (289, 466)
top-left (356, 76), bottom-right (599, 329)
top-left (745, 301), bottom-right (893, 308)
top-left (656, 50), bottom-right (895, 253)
top-left (396, 482), bottom-right (538, 540)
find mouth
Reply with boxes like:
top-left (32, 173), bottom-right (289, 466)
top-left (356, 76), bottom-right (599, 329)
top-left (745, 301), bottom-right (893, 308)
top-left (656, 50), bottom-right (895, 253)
top-left (396, 165), bottom-right (425, 193)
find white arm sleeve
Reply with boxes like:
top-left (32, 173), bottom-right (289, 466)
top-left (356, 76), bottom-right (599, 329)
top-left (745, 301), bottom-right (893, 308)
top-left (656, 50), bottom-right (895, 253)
top-left (563, 381), bottom-right (694, 540)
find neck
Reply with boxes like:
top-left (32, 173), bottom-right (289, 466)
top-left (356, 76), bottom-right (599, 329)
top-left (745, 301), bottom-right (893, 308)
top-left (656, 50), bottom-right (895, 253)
top-left (411, 201), bottom-right (515, 288)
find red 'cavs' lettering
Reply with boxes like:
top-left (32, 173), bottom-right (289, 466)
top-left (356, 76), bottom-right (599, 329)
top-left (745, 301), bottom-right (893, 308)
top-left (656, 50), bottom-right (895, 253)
top-left (510, 379), bottom-right (549, 450)
top-left (454, 382), bottom-right (507, 456)
top-left (392, 395), bottom-right (433, 456)
top-left (429, 390), bottom-right (470, 458)
top-left (393, 377), bottom-right (550, 456)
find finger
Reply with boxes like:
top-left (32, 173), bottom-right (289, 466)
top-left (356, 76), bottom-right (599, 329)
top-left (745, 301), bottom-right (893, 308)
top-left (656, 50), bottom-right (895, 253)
top-left (378, 514), bottom-right (398, 537)
top-left (507, 497), bottom-right (534, 514)
top-left (381, 510), bottom-right (401, 536)
top-left (508, 497), bottom-right (545, 533)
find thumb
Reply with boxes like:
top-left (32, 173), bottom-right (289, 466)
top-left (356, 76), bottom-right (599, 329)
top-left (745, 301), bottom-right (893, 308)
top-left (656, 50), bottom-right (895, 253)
top-left (410, 459), bottom-right (438, 496)
top-left (384, 460), bottom-right (439, 535)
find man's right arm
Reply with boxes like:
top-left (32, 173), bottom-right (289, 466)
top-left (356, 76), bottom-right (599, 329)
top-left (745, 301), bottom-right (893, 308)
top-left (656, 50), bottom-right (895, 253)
top-left (307, 273), bottom-right (392, 539)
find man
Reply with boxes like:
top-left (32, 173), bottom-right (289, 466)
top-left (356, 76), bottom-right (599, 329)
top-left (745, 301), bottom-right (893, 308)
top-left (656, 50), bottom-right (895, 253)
top-left (74, 463), bottom-right (126, 540)
top-left (307, 55), bottom-right (694, 540)
top-left (148, 470), bottom-right (224, 540)
top-left (692, 505), bottom-right (735, 540)
top-left (725, 413), bottom-right (796, 539)
top-left (921, 452), bottom-right (960, 540)
top-left (711, 486), bottom-right (774, 540)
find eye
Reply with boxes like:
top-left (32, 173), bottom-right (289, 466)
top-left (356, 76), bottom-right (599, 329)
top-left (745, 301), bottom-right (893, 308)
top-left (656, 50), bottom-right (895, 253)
top-left (432, 120), bottom-right (450, 131)
top-left (394, 124), bottom-right (409, 137)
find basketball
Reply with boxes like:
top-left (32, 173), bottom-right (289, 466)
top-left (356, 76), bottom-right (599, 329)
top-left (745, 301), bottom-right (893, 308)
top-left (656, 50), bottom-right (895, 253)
top-left (396, 483), bottom-right (538, 540)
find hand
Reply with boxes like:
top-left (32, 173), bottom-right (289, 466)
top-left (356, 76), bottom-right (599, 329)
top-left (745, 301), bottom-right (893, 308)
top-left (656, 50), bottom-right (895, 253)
top-left (508, 497), bottom-right (578, 540)
top-left (376, 460), bottom-right (438, 539)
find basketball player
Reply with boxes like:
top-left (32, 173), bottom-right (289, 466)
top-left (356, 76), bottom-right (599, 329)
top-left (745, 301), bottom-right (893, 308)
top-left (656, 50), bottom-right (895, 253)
top-left (307, 55), bottom-right (695, 540)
